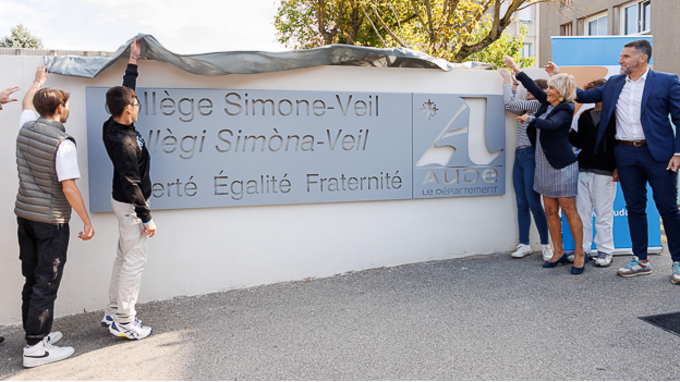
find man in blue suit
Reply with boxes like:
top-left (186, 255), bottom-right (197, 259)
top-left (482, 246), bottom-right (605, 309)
top-left (548, 40), bottom-right (680, 283)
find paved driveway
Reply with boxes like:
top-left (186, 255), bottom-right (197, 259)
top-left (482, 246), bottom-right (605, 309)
top-left (1, 249), bottom-right (679, 380)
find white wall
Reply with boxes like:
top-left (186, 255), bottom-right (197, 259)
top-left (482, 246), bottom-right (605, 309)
top-left (0, 56), bottom-right (533, 325)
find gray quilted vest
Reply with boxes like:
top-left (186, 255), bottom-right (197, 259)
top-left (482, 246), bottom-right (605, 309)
top-left (15, 117), bottom-right (76, 223)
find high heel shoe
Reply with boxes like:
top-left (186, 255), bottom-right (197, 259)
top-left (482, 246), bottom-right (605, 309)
top-left (571, 254), bottom-right (589, 275)
top-left (543, 253), bottom-right (569, 268)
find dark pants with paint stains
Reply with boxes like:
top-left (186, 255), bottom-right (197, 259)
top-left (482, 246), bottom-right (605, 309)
top-left (17, 217), bottom-right (69, 346)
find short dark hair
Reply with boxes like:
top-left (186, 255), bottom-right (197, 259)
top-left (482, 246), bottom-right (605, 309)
top-left (534, 79), bottom-right (548, 90)
top-left (106, 86), bottom-right (138, 118)
top-left (584, 78), bottom-right (607, 91)
top-left (33, 88), bottom-right (69, 117)
top-left (624, 39), bottom-right (652, 63)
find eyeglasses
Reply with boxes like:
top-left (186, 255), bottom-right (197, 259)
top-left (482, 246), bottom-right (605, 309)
top-left (131, 98), bottom-right (142, 111)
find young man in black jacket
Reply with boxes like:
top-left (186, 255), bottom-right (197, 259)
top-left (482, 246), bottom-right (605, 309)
top-left (569, 78), bottom-right (618, 267)
top-left (101, 38), bottom-right (156, 340)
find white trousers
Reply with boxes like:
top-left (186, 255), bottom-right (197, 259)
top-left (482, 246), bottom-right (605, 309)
top-left (576, 172), bottom-right (617, 255)
top-left (106, 197), bottom-right (149, 323)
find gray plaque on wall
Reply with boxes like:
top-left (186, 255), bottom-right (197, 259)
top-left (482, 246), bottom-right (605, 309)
top-left (86, 88), bottom-right (414, 212)
top-left (87, 88), bottom-right (505, 212)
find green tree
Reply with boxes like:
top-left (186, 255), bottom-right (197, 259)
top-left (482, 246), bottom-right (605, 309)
top-left (275, 0), bottom-right (570, 64)
top-left (0, 24), bottom-right (43, 49)
top-left (464, 23), bottom-right (536, 69)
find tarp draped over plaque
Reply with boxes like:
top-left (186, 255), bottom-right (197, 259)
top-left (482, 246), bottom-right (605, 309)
top-left (44, 34), bottom-right (491, 78)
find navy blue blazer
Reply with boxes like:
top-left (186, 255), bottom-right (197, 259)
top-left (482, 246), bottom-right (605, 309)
top-left (575, 69), bottom-right (680, 163)
top-left (516, 72), bottom-right (576, 169)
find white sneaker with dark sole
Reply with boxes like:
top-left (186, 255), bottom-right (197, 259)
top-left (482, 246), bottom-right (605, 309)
top-left (109, 320), bottom-right (152, 340)
top-left (23, 337), bottom-right (74, 368)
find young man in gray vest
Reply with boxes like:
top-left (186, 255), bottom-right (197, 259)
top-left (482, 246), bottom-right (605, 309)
top-left (16, 66), bottom-right (95, 367)
top-left (101, 38), bottom-right (156, 340)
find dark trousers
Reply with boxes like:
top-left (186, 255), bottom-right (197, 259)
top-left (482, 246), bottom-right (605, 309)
top-left (17, 217), bottom-right (69, 346)
top-left (615, 145), bottom-right (680, 262)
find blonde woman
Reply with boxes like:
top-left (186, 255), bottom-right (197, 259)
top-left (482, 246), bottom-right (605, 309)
top-left (503, 56), bottom-right (586, 275)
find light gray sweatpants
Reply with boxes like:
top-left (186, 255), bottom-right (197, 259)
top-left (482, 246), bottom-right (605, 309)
top-left (576, 172), bottom-right (617, 256)
top-left (106, 197), bottom-right (149, 323)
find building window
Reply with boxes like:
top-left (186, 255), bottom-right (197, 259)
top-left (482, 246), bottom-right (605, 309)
top-left (522, 43), bottom-right (532, 58)
top-left (585, 13), bottom-right (608, 36)
top-left (560, 22), bottom-right (573, 36)
top-left (517, 6), bottom-right (532, 23)
top-left (622, 0), bottom-right (651, 35)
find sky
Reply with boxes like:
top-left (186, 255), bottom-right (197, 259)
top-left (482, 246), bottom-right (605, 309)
top-left (0, 0), bottom-right (287, 54)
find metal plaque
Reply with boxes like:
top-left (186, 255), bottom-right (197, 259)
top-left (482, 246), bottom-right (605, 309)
top-left (86, 88), bottom-right (413, 211)
top-left (412, 94), bottom-right (505, 199)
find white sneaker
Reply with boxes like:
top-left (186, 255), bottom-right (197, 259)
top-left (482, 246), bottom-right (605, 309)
top-left (102, 314), bottom-right (142, 327)
top-left (541, 245), bottom-right (553, 262)
top-left (23, 337), bottom-right (74, 368)
top-left (47, 331), bottom-right (62, 345)
top-left (511, 244), bottom-right (532, 258)
top-left (100, 314), bottom-right (113, 327)
top-left (109, 319), bottom-right (152, 340)
top-left (595, 252), bottom-right (613, 267)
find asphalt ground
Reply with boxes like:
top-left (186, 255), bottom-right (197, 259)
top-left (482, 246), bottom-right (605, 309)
top-left (1, 247), bottom-right (679, 380)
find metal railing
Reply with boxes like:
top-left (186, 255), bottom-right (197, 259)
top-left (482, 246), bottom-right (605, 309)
top-left (0, 48), bottom-right (114, 57)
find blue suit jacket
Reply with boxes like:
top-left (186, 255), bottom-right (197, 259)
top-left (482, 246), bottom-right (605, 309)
top-left (575, 69), bottom-right (680, 162)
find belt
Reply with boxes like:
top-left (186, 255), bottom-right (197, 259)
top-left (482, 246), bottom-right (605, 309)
top-left (617, 139), bottom-right (646, 147)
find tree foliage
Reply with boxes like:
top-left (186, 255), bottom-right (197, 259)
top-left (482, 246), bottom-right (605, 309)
top-left (275, 0), bottom-right (568, 65)
top-left (0, 24), bottom-right (43, 49)
top-left (464, 23), bottom-right (535, 69)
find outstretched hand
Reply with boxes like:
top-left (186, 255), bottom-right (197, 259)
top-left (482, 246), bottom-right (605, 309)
top-left (35, 66), bottom-right (48, 85)
top-left (503, 55), bottom-right (520, 73)
top-left (0, 86), bottom-right (20, 104)
top-left (129, 37), bottom-right (141, 64)
top-left (545, 61), bottom-right (560, 77)
top-left (516, 114), bottom-right (530, 124)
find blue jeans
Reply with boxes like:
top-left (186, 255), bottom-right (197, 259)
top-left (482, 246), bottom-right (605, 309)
top-left (615, 144), bottom-right (680, 261)
top-left (513, 146), bottom-right (549, 245)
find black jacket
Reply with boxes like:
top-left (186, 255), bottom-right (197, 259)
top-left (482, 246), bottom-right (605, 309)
top-left (568, 108), bottom-right (617, 174)
top-left (102, 64), bottom-right (152, 223)
top-left (517, 72), bottom-right (577, 170)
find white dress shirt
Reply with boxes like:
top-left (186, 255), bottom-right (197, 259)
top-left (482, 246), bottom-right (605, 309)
top-left (615, 67), bottom-right (649, 142)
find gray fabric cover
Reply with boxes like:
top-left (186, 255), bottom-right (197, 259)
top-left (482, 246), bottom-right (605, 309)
top-left (16, 118), bottom-right (75, 223)
top-left (44, 34), bottom-right (491, 78)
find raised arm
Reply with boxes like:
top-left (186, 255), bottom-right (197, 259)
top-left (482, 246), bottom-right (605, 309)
top-left (122, 38), bottom-right (141, 90)
top-left (499, 69), bottom-right (541, 115)
top-left (545, 61), bottom-right (560, 77)
top-left (22, 66), bottom-right (48, 111)
top-left (503, 55), bottom-right (547, 104)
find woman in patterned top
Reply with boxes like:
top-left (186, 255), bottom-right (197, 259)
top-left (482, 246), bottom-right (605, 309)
top-left (498, 68), bottom-right (552, 262)
top-left (503, 55), bottom-right (587, 275)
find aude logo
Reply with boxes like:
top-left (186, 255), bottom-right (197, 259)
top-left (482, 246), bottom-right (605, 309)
top-left (412, 94), bottom-right (505, 199)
